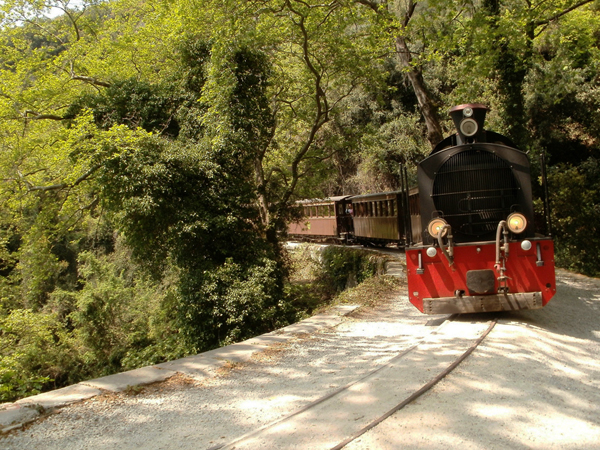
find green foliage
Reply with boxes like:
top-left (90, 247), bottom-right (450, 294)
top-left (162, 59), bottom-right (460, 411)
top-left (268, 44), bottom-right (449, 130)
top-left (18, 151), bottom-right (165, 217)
top-left (284, 244), bottom-right (390, 315)
top-left (65, 79), bottom-right (182, 137)
top-left (1, 0), bottom-right (600, 403)
top-left (0, 309), bottom-right (64, 402)
top-left (547, 159), bottom-right (600, 276)
top-left (317, 247), bottom-right (384, 296)
top-left (67, 247), bottom-right (188, 375)
top-left (89, 41), bottom-right (291, 353)
top-left (179, 258), bottom-right (296, 350)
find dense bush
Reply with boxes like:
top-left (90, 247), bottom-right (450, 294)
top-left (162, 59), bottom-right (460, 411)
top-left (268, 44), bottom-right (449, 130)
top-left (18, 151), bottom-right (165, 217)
top-left (316, 246), bottom-right (386, 295)
top-left (548, 159), bottom-right (600, 276)
top-left (0, 310), bottom-right (64, 402)
top-left (0, 240), bottom-right (187, 403)
top-left (178, 258), bottom-right (297, 350)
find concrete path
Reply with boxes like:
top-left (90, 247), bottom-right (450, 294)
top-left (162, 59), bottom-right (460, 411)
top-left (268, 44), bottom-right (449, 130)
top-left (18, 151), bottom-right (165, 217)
top-left (0, 305), bottom-right (359, 433)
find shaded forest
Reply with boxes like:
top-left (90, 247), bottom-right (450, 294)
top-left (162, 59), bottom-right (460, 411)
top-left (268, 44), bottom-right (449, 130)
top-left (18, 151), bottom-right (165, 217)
top-left (0, 0), bottom-right (599, 401)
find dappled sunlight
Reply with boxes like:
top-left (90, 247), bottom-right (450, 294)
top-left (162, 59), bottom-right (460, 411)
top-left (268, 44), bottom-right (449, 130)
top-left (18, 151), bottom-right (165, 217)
top-left (238, 394), bottom-right (305, 411)
top-left (346, 270), bottom-right (600, 449)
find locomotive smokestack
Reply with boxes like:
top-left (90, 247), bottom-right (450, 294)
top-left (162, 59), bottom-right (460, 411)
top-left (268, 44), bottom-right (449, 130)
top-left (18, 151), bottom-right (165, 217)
top-left (450, 104), bottom-right (488, 144)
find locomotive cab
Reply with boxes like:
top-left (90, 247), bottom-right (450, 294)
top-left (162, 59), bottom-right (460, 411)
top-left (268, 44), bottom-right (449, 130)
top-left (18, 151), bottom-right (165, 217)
top-left (406, 104), bottom-right (556, 314)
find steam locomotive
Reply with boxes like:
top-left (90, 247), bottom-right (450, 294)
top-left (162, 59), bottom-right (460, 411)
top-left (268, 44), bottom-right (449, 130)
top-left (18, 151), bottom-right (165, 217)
top-left (289, 104), bottom-right (556, 314)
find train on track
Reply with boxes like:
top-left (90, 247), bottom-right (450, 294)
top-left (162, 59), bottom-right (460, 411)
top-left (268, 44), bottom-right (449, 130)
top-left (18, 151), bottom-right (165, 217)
top-left (288, 103), bottom-right (556, 315)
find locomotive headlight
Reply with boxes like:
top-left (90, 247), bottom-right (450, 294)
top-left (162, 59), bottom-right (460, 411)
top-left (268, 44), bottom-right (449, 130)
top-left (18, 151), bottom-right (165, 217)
top-left (463, 107), bottom-right (474, 117)
top-left (507, 213), bottom-right (527, 234)
top-left (428, 218), bottom-right (448, 238)
top-left (521, 240), bottom-right (532, 251)
top-left (460, 118), bottom-right (478, 137)
top-left (426, 247), bottom-right (437, 258)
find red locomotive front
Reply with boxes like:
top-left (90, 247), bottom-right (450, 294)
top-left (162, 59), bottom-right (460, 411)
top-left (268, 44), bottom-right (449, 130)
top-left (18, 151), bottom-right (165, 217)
top-left (406, 104), bottom-right (556, 314)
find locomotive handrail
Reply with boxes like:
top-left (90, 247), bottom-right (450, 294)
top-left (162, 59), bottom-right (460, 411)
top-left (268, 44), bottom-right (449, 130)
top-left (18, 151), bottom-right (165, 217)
top-left (495, 220), bottom-right (509, 265)
top-left (437, 224), bottom-right (454, 266)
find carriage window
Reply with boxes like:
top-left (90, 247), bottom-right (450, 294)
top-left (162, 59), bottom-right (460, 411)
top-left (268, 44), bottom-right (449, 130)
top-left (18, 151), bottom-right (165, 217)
top-left (390, 200), bottom-right (396, 216)
top-left (382, 201), bottom-right (388, 217)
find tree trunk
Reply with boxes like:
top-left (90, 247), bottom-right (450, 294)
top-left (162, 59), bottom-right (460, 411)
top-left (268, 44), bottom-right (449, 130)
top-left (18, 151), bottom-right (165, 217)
top-left (394, 35), bottom-right (444, 148)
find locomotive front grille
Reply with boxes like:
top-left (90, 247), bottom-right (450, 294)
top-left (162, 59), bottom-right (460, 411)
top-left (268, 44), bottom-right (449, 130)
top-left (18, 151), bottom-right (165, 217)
top-left (432, 150), bottom-right (519, 237)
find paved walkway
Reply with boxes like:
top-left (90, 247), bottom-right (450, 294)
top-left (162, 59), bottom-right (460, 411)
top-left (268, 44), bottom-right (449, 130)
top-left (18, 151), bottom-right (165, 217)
top-left (0, 305), bottom-right (360, 433)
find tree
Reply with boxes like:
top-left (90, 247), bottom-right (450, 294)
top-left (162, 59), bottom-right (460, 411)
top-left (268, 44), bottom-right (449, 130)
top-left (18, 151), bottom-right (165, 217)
top-left (356, 0), bottom-right (445, 147)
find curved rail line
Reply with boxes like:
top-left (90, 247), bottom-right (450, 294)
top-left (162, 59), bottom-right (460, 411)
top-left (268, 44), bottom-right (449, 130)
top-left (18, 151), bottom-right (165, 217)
top-left (331, 318), bottom-right (497, 450)
top-left (207, 315), bottom-right (497, 450)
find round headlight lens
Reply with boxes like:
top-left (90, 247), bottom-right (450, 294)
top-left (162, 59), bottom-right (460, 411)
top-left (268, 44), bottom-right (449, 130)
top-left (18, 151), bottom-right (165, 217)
top-left (463, 107), bottom-right (473, 117)
top-left (428, 218), bottom-right (448, 238)
top-left (460, 118), bottom-right (478, 137)
top-left (507, 213), bottom-right (527, 234)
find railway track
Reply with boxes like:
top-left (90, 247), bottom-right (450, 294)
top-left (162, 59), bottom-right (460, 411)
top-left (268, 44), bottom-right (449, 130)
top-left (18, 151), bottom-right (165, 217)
top-left (209, 315), bottom-right (497, 450)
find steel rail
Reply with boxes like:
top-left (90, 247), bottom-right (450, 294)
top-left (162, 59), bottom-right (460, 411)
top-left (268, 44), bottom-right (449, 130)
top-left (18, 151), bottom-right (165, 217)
top-left (330, 318), bottom-right (497, 450)
top-left (206, 315), bottom-right (455, 450)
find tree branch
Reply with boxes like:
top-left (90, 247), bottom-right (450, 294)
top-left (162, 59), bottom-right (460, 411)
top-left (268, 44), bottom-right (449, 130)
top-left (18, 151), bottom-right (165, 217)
top-left (534, 0), bottom-right (593, 27)
top-left (70, 74), bottom-right (111, 88)
top-left (282, 0), bottom-right (332, 204)
top-left (23, 110), bottom-right (64, 121)
top-left (27, 164), bottom-right (102, 192)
